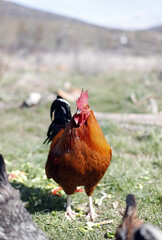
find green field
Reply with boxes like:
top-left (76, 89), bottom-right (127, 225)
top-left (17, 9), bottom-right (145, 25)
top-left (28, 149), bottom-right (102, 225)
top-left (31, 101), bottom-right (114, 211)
top-left (0, 54), bottom-right (162, 239)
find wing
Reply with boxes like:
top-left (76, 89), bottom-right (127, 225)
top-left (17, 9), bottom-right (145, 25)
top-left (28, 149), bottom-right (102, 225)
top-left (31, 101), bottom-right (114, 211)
top-left (45, 130), bottom-right (64, 179)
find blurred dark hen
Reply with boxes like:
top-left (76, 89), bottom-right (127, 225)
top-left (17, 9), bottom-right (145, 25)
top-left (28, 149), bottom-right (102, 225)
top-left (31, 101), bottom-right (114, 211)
top-left (0, 154), bottom-right (48, 240)
top-left (115, 194), bottom-right (162, 240)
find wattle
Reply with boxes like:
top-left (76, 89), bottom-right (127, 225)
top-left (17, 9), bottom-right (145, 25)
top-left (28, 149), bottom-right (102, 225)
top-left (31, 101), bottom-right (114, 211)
top-left (74, 112), bottom-right (88, 127)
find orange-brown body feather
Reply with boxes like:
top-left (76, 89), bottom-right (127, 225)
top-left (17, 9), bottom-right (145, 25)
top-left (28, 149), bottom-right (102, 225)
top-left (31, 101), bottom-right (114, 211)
top-left (45, 109), bottom-right (112, 196)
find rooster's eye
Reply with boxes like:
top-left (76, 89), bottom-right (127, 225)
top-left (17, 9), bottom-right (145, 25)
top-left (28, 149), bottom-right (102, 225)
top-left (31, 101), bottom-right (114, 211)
top-left (84, 106), bottom-right (88, 110)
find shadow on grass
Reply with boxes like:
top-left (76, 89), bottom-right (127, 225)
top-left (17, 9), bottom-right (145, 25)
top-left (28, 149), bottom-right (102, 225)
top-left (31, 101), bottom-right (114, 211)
top-left (11, 181), bottom-right (66, 214)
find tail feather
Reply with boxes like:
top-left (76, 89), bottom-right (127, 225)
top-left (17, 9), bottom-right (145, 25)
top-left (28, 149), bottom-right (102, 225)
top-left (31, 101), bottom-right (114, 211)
top-left (44, 95), bottom-right (72, 144)
top-left (43, 123), bottom-right (64, 144)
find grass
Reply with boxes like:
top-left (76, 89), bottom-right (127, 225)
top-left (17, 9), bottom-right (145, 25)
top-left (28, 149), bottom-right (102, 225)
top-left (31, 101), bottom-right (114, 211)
top-left (0, 54), bottom-right (162, 239)
top-left (0, 106), bottom-right (161, 239)
top-left (1, 54), bottom-right (162, 108)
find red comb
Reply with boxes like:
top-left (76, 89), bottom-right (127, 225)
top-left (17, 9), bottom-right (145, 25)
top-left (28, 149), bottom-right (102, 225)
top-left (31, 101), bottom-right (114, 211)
top-left (76, 89), bottom-right (89, 110)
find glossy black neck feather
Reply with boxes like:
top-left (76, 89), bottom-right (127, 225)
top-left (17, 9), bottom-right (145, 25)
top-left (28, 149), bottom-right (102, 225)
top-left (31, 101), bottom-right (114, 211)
top-left (44, 96), bottom-right (72, 144)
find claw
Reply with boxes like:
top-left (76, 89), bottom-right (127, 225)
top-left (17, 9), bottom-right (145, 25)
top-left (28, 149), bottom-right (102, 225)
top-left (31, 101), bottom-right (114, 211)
top-left (65, 206), bottom-right (78, 220)
top-left (86, 212), bottom-right (99, 222)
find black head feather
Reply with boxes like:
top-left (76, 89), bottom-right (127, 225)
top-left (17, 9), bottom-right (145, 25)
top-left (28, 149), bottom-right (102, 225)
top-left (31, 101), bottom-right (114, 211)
top-left (126, 194), bottom-right (136, 208)
top-left (44, 96), bottom-right (72, 144)
top-left (124, 194), bottom-right (137, 218)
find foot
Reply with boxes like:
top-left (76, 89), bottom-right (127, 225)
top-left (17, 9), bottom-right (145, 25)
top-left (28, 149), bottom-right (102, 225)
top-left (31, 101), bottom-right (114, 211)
top-left (87, 196), bottom-right (99, 221)
top-left (86, 211), bottom-right (99, 222)
top-left (65, 206), bottom-right (78, 220)
top-left (65, 195), bottom-right (78, 220)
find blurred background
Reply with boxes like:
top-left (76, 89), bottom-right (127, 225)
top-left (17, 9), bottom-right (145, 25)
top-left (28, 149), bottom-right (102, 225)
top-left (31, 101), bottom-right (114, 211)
top-left (0, 0), bottom-right (162, 114)
top-left (0, 2), bottom-right (162, 238)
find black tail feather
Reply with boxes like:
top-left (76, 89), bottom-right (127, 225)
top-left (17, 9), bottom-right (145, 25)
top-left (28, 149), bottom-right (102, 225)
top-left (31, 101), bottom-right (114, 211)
top-left (43, 123), bottom-right (64, 144)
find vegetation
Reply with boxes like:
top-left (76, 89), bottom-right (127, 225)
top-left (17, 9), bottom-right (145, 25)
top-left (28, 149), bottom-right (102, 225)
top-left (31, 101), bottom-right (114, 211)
top-left (0, 53), bottom-right (161, 239)
top-left (0, 1), bottom-right (162, 55)
top-left (1, 108), bottom-right (161, 239)
top-left (0, 53), bottom-right (162, 113)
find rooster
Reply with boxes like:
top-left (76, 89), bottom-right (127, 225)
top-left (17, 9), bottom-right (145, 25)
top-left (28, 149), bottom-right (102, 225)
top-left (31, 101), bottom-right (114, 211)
top-left (45, 90), bottom-right (112, 221)
top-left (115, 194), bottom-right (162, 240)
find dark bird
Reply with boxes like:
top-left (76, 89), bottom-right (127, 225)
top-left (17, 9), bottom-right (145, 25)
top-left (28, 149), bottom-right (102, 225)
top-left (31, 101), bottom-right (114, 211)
top-left (0, 154), bottom-right (48, 240)
top-left (115, 194), bottom-right (162, 240)
top-left (21, 92), bottom-right (42, 108)
top-left (45, 90), bottom-right (112, 221)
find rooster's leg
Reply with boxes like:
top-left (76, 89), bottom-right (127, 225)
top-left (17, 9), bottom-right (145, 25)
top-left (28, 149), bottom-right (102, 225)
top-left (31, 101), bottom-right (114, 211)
top-left (65, 195), bottom-right (78, 219)
top-left (87, 196), bottom-right (98, 221)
